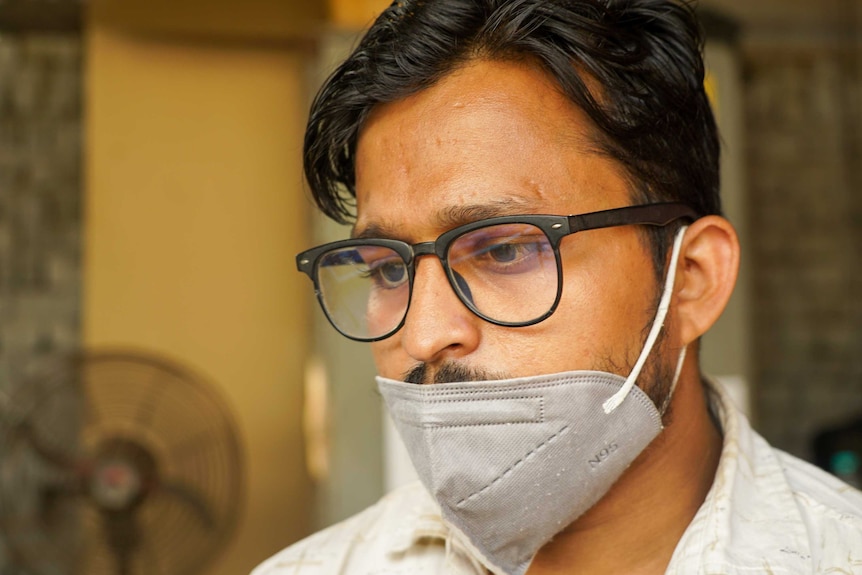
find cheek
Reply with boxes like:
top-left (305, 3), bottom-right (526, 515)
top-left (553, 233), bottom-right (658, 358)
top-left (536, 283), bottom-right (609, 367)
top-left (370, 338), bottom-right (408, 379)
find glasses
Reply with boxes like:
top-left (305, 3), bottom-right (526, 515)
top-left (296, 202), bottom-right (696, 342)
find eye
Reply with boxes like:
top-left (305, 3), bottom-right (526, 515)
top-left (478, 240), bottom-right (547, 271)
top-left (449, 223), bottom-right (553, 277)
top-left (472, 237), bottom-right (550, 274)
top-left (487, 243), bottom-right (519, 263)
top-left (374, 260), bottom-right (407, 288)
top-left (360, 256), bottom-right (408, 289)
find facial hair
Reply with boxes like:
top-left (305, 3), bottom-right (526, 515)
top-left (403, 362), bottom-right (509, 385)
top-left (402, 313), bottom-right (679, 422)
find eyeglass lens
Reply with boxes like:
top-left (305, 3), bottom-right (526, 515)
top-left (314, 223), bottom-right (559, 340)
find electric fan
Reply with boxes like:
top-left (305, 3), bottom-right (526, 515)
top-left (0, 350), bottom-right (243, 575)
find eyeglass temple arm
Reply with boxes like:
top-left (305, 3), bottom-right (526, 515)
top-left (567, 203), bottom-right (697, 233)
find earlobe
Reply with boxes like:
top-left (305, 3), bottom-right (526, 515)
top-left (674, 216), bottom-right (740, 345)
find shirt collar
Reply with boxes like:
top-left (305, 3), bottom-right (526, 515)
top-left (667, 378), bottom-right (813, 571)
top-left (386, 482), bottom-right (448, 554)
top-left (386, 487), bottom-right (500, 575)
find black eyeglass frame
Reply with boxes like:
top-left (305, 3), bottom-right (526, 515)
top-left (296, 202), bottom-right (698, 342)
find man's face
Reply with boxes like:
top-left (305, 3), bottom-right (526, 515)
top-left (354, 59), bottom-right (662, 384)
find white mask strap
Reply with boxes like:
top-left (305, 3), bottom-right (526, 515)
top-left (603, 226), bottom-right (688, 414)
top-left (659, 344), bottom-right (688, 415)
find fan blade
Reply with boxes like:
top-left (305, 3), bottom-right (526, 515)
top-left (156, 482), bottom-right (217, 530)
top-left (11, 421), bottom-right (92, 478)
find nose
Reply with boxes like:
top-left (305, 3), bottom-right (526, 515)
top-left (398, 256), bottom-right (481, 364)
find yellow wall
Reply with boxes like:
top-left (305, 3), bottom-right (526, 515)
top-left (84, 2), bottom-right (319, 572)
top-left (327, 0), bottom-right (392, 28)
top-left (93, 0), bottom-right (323, 41)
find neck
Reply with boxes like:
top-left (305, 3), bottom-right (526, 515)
top-left (526, 363), bottom-right (722, 575)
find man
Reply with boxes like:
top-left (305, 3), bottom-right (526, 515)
top-left (255, 0), bottom-right (862, 573)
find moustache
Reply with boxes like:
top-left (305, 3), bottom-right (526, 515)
top-left (402, 362), bottom-right (509, 385)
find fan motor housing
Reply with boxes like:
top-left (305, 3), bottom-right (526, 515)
top-left (89, 437), bottom-right (158, 512)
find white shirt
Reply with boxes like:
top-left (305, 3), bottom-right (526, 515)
top-left (253, 381), bottom-right (862, 574)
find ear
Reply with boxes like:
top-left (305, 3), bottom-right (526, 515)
top-left (673, 216), bottom-right (740, 346)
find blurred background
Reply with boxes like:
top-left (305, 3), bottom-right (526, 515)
top-left (0, 0), bottom-right (859, 574)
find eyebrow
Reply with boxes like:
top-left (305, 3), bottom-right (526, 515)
top-left (352, 197), bottom-right (539, 241)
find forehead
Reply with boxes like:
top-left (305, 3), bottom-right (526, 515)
top-left (353, 59), bottom-right (631, 240)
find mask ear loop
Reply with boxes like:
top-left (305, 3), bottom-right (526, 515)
top-left (603, 226), bottom-right (688, 414)
top-left (659, 344), bottom-right (688, 415)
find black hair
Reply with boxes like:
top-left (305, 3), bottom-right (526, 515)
top-left (304, 0), bottom-right (721, 277)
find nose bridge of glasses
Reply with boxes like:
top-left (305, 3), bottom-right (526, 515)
top-left (408, 239), bottom-right (463, 300)
top-left (410, 240), bottom-right (444, 263)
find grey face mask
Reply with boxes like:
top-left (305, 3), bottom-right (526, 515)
top-left (375, 227), bottom-right (689, 575)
